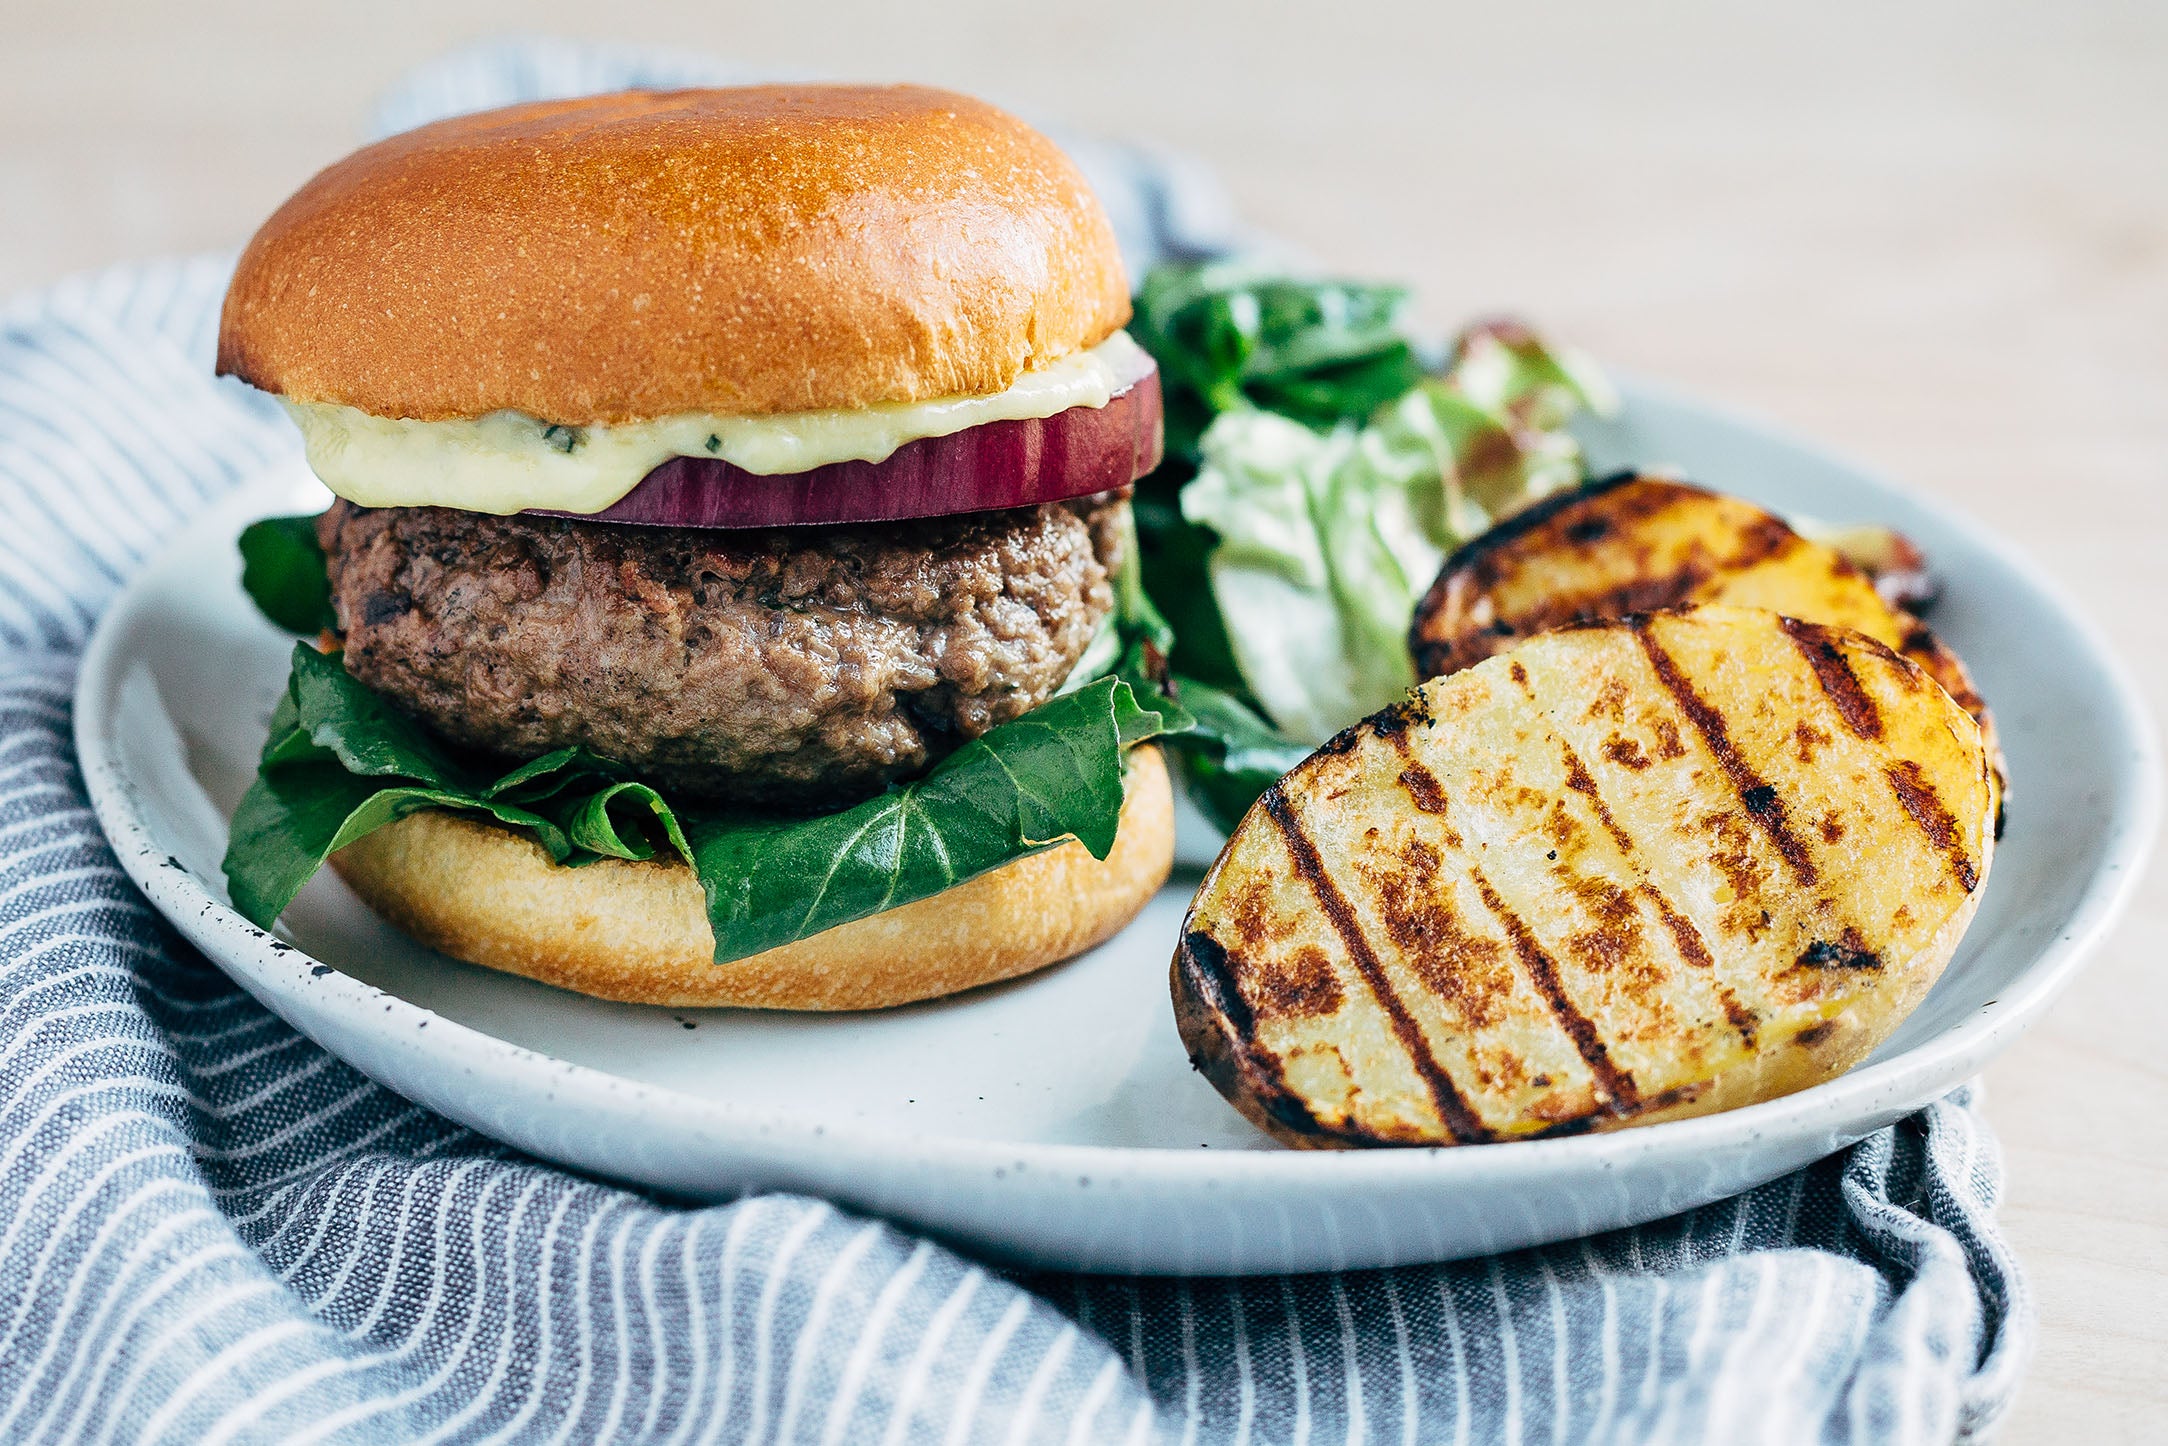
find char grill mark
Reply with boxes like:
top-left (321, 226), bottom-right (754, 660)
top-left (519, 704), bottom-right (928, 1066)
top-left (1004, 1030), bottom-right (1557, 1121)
top-left (1796, 934), bottom-right (1883, 970)
top-left (1558, 738), bottom-right (1635, 856)
top-left (1465, 868), bottom-right (1640, 1109)
top-left (1396, 764), bottom-right (1451, 816)
top-left (1410, 477), bottom-right (1807, 677)
top-left (1899, 620), bottom-right (1985, 717)
top-left (1259, 788), bottom-right (1493, 1144)
top-left (1780, 616), bottom-right (1885, 740)
top-left (1453, 471), bottom-right (1649, 593)
top-left (1883, 760), bottom-right (1981, 893)
top-left (1631, 617), bottom-right (1820, 885)
top-left (1548, 715), bottom-right (1761, 1053)
top-left (1383, 731), bottom-right (1464, 848)
top-left (1637, 882), bottom-right (1759, 1046)
top-left (1175, 929), bottom-right (1329, 1138)
top-left (1179, 928), bottom-right (1255, 1037)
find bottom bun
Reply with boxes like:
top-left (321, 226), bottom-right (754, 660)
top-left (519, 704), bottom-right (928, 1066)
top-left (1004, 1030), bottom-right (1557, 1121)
top-left (328, 745), bottom-right (1174, 1010)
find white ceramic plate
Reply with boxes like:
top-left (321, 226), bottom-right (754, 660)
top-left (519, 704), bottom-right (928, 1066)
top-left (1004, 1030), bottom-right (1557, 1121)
top-left (78, 382), bottom-right (2158, 1275)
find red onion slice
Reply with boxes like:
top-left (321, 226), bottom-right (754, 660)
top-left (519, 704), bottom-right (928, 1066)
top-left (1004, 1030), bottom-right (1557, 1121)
top-left (539, 372), bottom-right (1162, 530)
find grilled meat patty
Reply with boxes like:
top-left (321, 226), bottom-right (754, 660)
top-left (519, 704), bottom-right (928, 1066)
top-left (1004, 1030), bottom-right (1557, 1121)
top-left (318, 494), bottom-right (1127, 806)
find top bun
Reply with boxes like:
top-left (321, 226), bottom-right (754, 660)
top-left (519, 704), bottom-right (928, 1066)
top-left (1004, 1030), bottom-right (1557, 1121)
top-left (217, 86), bottom-right (1131, 424)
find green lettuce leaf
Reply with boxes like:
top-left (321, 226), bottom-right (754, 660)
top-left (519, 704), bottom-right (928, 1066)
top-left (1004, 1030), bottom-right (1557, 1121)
top-left (1177, 322), bottom-right (1618, 744)
top-left (1130, 260), bottom-right (1426, 464)
top-left (1178, 412), bottom-right (1383, 744)
top-left (1164, 676), bottom-right (1314, 835)
top-left (222, 643), bottom-right (1180, 963)
top-left (1128, 262), bottom-right (1427, 692)
top-left (1133, 490), bottom-right (1247, 696)
top-left (238, 515), bottom-right (337, 636)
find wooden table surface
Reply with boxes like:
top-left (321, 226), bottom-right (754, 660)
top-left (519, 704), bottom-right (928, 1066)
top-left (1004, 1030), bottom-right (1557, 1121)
top-left (11, 3), bottom-right (2163, 1438)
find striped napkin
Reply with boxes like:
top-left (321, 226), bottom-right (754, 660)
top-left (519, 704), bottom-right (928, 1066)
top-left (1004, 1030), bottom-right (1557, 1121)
top-left (0, 39), bottom-right (2028, 1445)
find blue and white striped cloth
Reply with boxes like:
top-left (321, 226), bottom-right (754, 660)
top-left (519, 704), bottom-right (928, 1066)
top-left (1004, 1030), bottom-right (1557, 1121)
top-left (0, 40), bottom-right (2029, 1445)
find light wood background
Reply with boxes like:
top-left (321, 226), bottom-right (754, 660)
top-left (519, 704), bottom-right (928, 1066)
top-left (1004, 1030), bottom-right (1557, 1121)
top-left (11, 3), bottom-right (2163, 1438)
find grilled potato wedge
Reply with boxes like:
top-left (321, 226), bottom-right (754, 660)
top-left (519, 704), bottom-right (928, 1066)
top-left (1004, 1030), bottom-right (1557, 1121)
top-left (1173, 606), bottom-right (1995, 1148)
top-left (1407, 473), bottom-right (2002, 808)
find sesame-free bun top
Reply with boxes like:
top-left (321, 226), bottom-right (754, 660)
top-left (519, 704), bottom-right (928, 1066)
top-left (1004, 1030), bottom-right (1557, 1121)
top-left (217, 86), bottom-right (1132, 424)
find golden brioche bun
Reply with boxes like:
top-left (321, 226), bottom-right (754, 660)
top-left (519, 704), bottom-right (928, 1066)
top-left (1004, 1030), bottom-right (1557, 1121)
top-left (217, 85), bottom-right (1131, 425)
top-left (327, 746), bottom-right (1173, 1010)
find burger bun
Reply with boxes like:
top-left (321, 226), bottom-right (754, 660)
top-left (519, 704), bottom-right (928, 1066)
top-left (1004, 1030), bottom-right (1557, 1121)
top-left (327, 746), bottom-right (1174, 1010)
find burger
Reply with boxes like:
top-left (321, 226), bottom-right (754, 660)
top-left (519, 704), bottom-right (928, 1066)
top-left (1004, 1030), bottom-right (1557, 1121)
top-left (216, 86), bottom-right (1180, 1010)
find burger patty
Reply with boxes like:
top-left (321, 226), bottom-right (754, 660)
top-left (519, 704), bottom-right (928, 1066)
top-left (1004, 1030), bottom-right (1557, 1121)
top-left (319, 494), bottom-right (1127, 806)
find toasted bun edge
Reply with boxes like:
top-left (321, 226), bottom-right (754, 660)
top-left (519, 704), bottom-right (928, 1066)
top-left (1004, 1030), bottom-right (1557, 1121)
top-left (327, 745), bottom-right (1174, 1010)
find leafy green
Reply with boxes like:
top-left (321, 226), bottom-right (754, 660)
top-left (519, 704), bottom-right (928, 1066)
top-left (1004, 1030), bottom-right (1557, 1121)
top-left (1127, 264), bottom-right (1613, 739)
top-left (1127, 262), bottom-right (1424, 693)
top-left (1124, 261), bottom-right (1620, 817)
top-left (238, 515), bottom-right (337, 636)
top-left (223, 647), bottom-right (636, 923)
top-left (225, 763), bottom-right (566, 928)
top-left (267, 642), bottom-right (467, 783)
top-left (223, 643), bottom-right (1181, 963)
top-left (1133, 490), bottom-right (1247, 696)
top-left (1131, 261), bottom-right (1426, 463)
top-left (1175, 320), bottom-right (1618, 744)
top-left (1448, 318), bottom-right (1620, 433)
top-left (1059, 613), bottom-right (1124, 696)
top-left (1164, 676), bottom-right (1314, 835)
top-left (1178, 411), bottom-right (1394, 743)
top-left (683, 678), bottom-right (1180, 959)
top-left (565, 780), bottom-right (691, 862)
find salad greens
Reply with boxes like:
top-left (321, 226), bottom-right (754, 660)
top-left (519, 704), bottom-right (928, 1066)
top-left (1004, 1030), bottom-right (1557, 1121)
top-left (1130, 260), bottom-right (1427, 464)
top-left (1180, 349), bottom-right (1614, 745)
top-left (227, 537), bottom-right (1184, 958)
top-left (225, 645), bottom-right (683, 927)
top-left (1161, 676), bottom-right (1313, 839)
top-left (1129, 262), bottom-right (1428, 696)
top-left (1127, 266), bottom-right (1617, 827)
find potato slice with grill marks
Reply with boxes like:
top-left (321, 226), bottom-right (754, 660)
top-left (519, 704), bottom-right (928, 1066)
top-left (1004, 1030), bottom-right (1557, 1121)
top-left (1408, 475), bottom-right (1898, 676)
top-left (1173, 606), bottom-right (1995, 1147)
top-left (1406, 472), bottom-right (2003, 812)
